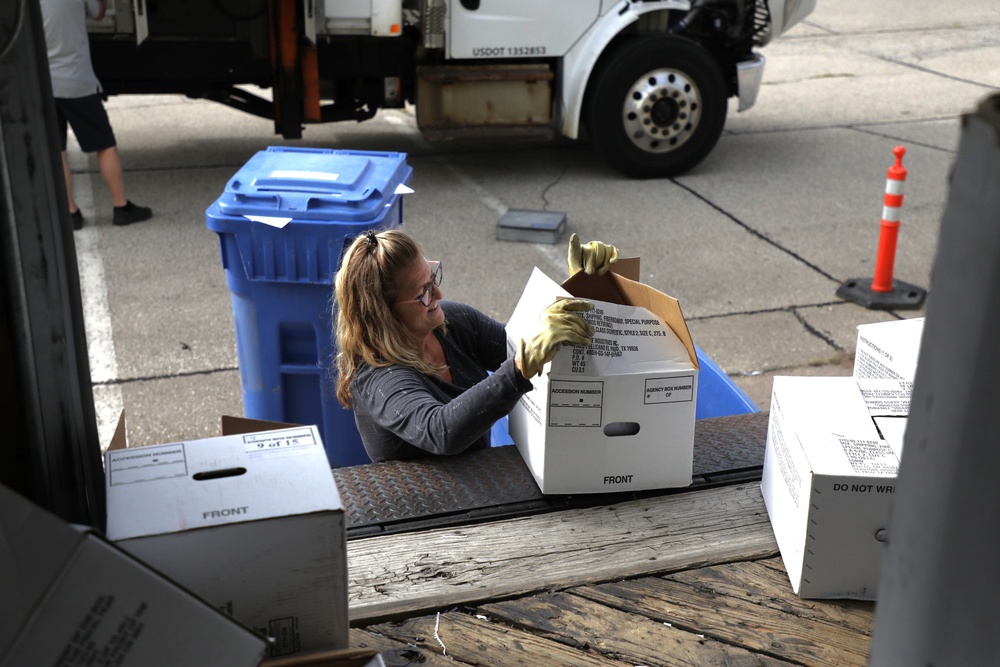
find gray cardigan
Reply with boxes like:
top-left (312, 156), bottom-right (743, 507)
top-left (351, 301), bottom-right (534, 462)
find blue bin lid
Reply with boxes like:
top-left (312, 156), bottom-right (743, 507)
top-left (214, 147), bottom-right (412, 223)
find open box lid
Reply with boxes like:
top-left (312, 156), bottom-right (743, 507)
top-left (0, 485), bottom-right (87, 656)
top-left (506, 260), bottom-right (698, 377)
top-left (1, 486), bottom-right (267, 666)
top-left (107, 411), bottom-right (303, 452)
top-left (562, 258), bottom-right (698, 370)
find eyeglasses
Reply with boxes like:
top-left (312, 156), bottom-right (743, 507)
top-left (410, 261), bottom-right (443, 307)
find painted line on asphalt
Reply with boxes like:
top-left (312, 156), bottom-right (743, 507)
top-left (71, 164), bottom-right (124, 452)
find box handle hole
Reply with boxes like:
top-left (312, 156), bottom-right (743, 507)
top-left (193, 467), bottom-right (247, 481)
top-left (604, 422), bottom-right (640, 437)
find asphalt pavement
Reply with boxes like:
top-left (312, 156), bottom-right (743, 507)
top-left (67, 0), bottom-right (1000, 451)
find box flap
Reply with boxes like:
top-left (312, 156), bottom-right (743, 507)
top-left (0, 485), bottom-right (88, 656)
top-left (563, 269), bottom-right (698, 369)
top-left (774, 377), bottom-right (896, 477)
top-left (221, 415), bottom-right (302, 436)
top-left (108, 413), bottom-right (303, 449)
top-left (507, 267), bottom-right (574, 337)
top-left (560, 255), bottom-right (639, 300)
top-left (108, 410), bottom-right (128, 451)
top-left (507, 266), bottom-right (696, 382)
top-left (610, 256), bottom-right (641, 282)
top-left (854, 318), bottom-right (924, 379)
top-left (853, 317), bottom-right (924, 416)
top-left (2, 520), bottom-right (266, 665)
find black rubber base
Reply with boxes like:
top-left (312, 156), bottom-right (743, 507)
top-left (837, 278), bottom-right (927, 310)
top-left (333, 412), bottom-right (769, 539)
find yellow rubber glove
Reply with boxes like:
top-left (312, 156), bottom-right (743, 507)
top-left (567, 232), bottom-right (620, 276)
top-left (518, 298), bottom-right (595, 379)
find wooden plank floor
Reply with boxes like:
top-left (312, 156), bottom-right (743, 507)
top-left (345, 484), bottom-right (875, 666)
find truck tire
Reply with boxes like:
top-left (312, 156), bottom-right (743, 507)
top-left (587, 35), bottom-right (728, 179)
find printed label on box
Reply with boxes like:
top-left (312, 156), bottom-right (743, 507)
top-left (835, 436), bottom-right (899, 476)
top-left (266, 616), bottom-right (300, 657)
top-left (856, 378), bottom-right (913, 416)
top-left (548, 380), bottom-right (603, 427)
top-left (244, 428), bottom-right (320, 459)
top-left (581, 306), bottom-right (683, 365)
top-left (770, 424), bottom-right (803, 508)
top-left (52, 593), bottom-right (147, 664)
top-left (855, 335), bottom-right (905, 376)
top-left (644, 375), bottom-right (695, 405)
top-left (519, 391), bottom-right (544, 427)
top-left (107, 444), bottom-right (188, 486)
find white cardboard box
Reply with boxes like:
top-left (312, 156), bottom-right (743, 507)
top-left (0, 484), bottom-right (266, 667)
top-left (505, 263), bottom-right (699, 494)
top-left (105, 419), bottom-right (348, 658)
top-left (853, 318), bottom-right (924, 417)
top-left (761, 376), bottom-right (899, 600)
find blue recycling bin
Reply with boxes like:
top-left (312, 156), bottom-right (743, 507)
top-left (490, 344), bottom-right (759, 446)
top-left (206, 147), bottom-right (413, 467)
top-left (692, 344), bottom-right (760, 419)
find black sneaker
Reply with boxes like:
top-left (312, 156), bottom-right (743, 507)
top-left (70, 210), bottom-right (84, 231)
top-left (113, 201), bottom-right (152, 226)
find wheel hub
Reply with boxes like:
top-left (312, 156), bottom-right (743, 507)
top-left (623, 68), bottom-right (702, 153)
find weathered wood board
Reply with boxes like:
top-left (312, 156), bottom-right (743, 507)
top-left (347, 628), bottom-right (467, 667)
top-left (479, 590), bottom-right (797, 666)
top-left (352, 557), bottom-right (874, 666)
top-left (348, 483), bottom-right (778, 623)
top-left (575, 560), bottom-right (874, 667)
top-left (369, 611), bottom-right (637, 666)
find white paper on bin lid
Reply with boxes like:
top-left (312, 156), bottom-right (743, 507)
top-left (244, 215), bottom-right (293, 228)
top-left (240, 184), bottom-right (412, 228)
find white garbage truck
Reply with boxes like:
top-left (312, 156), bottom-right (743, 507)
top-left (88, 0), bottom-right (815, 178)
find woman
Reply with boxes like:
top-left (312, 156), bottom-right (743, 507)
top-left (334, 229), bottom-right (618, 462)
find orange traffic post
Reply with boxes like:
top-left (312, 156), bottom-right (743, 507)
top-left (836, 145), bottom-right (927, 310)
top-left (871, 146), bottom-right (907, 292)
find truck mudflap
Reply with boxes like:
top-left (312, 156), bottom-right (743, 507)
top-left (736, 52), bottom-right (766, 112)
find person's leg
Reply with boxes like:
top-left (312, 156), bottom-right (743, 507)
top-left (65, 94), bottom-right (151, 225)
top-left (63, 151), bottom-right (84, 230)
top-left (55, 101), bottom-right (84, 230)
top-left (97, 145), bottom-right (152, 224)
top-left (55, 101), bottom-right (80, 214)
top-left (96, 145), bottom-right (127, 208)
top-left (62, 151), bottom-right (79, 214)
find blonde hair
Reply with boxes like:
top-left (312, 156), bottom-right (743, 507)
top-left (333, 229), bottom-right (446, 408)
